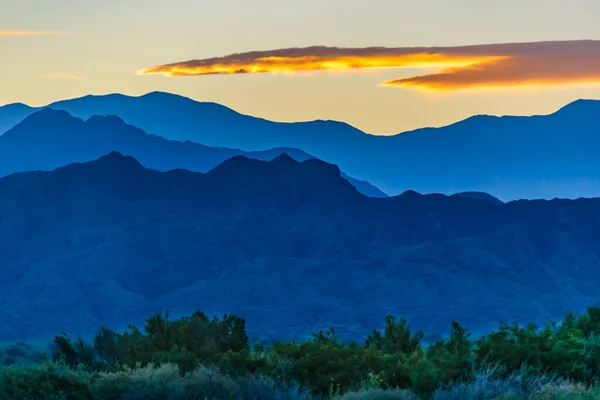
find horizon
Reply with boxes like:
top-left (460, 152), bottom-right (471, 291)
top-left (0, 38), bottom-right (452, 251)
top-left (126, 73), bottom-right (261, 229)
top-left (2, 0), bottom-right (600, 134)
top-left (1, 90), bottom-right (597, 135)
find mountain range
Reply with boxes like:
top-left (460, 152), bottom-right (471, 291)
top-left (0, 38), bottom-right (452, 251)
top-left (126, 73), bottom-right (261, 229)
top-left (1, 152), bottom-right (599, 343)
top-left (2, 92), bottom-right (600, 200)
top-left (0, 108), bottom-right (387, 198)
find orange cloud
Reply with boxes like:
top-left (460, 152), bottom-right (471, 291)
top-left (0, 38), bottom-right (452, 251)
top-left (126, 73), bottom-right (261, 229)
top-left (0, 30), bottom-right (64, 36)
top-left (138, 40), bottom-right (600, 91)
top-left (45, 73), bottom-right (86, 81)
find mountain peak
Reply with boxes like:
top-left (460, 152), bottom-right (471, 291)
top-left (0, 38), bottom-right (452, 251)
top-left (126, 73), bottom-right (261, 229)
top-left (141, 91), bottom-right (187, 100)
top-left (137, 91), bottom-right (229, 111)
top-left (28, 107), bottom-right (72, 119)
top-left (1, 108), bottom-right (147, 146)
top-left (102, 150), bottom-right (127, 158)
top-left (205, 154), bottom-right (357, 199)
top-left (57, 151), bottom-right (148, 176)
top-left (3, 108), bottom-right (83, 136)
top-left (401, 189), bottom-right (421, 197)
top-left (86, 114), bottom-right (127, 125)
top-left (95, 151), bottom-right (145, 167)
top-left (452, 191), bottom-right (504, 205)
top-left (556, 99), bottom-right (600, 117)
top-left (271, 152), bottom-right (298, 164)
top-left (1, 102), bottom-right (31, 110)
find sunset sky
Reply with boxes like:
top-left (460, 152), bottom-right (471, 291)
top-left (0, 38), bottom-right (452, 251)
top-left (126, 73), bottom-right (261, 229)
top-left (2, 0), bottom-right (600, 134)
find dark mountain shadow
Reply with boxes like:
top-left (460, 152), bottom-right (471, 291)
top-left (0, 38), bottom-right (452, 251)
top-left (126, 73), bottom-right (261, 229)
top-left (0, 108), bottom-right (386, 197)
top-left (1, 152), bottom-right (600, 343)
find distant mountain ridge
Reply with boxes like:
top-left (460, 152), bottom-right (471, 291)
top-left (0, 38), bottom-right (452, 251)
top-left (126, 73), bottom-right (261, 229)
top-left (0, 108), bottom-right (387, 197)
top-left (2, 92), bottom-right (599, 200)
top-left (2, 152), bottom-right (600, 343)
top-left (0, 102), bottom-right (35, 134)
top-left (452, 191), bottom-right (504, 205)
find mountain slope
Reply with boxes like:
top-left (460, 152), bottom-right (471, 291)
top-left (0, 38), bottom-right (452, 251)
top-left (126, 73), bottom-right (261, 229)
top-left (1, 153), bottom-right (600, 343)
top-left (0, 108), bottom-right (386, 197)
top-left (27, 92), bottom-right (600, 201)
top-left (0, 103), bottom-right (36, 134)
top-left (452, 191), bottom-right (504, 205)
top-left (340, 172), bottom-right (387, 198)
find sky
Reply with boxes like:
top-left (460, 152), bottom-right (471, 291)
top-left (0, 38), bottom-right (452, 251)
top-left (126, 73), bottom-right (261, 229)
top-left (2, 0), bottom-right (600, 135)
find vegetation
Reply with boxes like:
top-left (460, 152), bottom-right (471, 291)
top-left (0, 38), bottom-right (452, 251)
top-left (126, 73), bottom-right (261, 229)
top-left (3, 306), bottom-right (600, 399)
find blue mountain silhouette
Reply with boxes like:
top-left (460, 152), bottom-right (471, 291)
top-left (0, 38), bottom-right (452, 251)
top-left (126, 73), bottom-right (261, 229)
top-left (0, 108), bottom-right (387, 197)
top-left (2, 92), bottom-right (599, 200)
top-left (0, 102), bottom-right (34, 134)
top-left (1, 152), bottom-right (600, 344)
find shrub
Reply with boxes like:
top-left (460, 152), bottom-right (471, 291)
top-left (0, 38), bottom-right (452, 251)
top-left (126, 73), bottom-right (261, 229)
top-left (0, 359), bottom-right (92, 400)
top-left (333, 388), bottom-right (419, 400)
top-left (20, 304), bottom-right (600, 399)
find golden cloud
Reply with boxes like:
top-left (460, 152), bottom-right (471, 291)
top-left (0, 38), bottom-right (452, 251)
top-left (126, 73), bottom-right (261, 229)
top-left (0, 30), bottom-right (64, 36)
top-left (45, 73), bottom-right (86, 81)
top-left (138, 40), bottom-right (600, 91)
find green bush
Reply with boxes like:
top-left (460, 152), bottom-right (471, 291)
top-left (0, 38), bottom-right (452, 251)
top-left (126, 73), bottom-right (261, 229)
top-left (0, 359), bottom-right (93, 400)
top-left (5, 304), bottom-right (600, 399)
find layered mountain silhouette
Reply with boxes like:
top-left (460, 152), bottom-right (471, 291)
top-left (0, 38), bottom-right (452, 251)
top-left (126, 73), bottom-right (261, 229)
top-left (0, 108), bottom-right (387, 197)
top-left (1, 152), bottom-right (600, 343)
top-left (0, 102), bottom-right (34, 134)
top-left (2, 92), bottom-right (599, 200)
